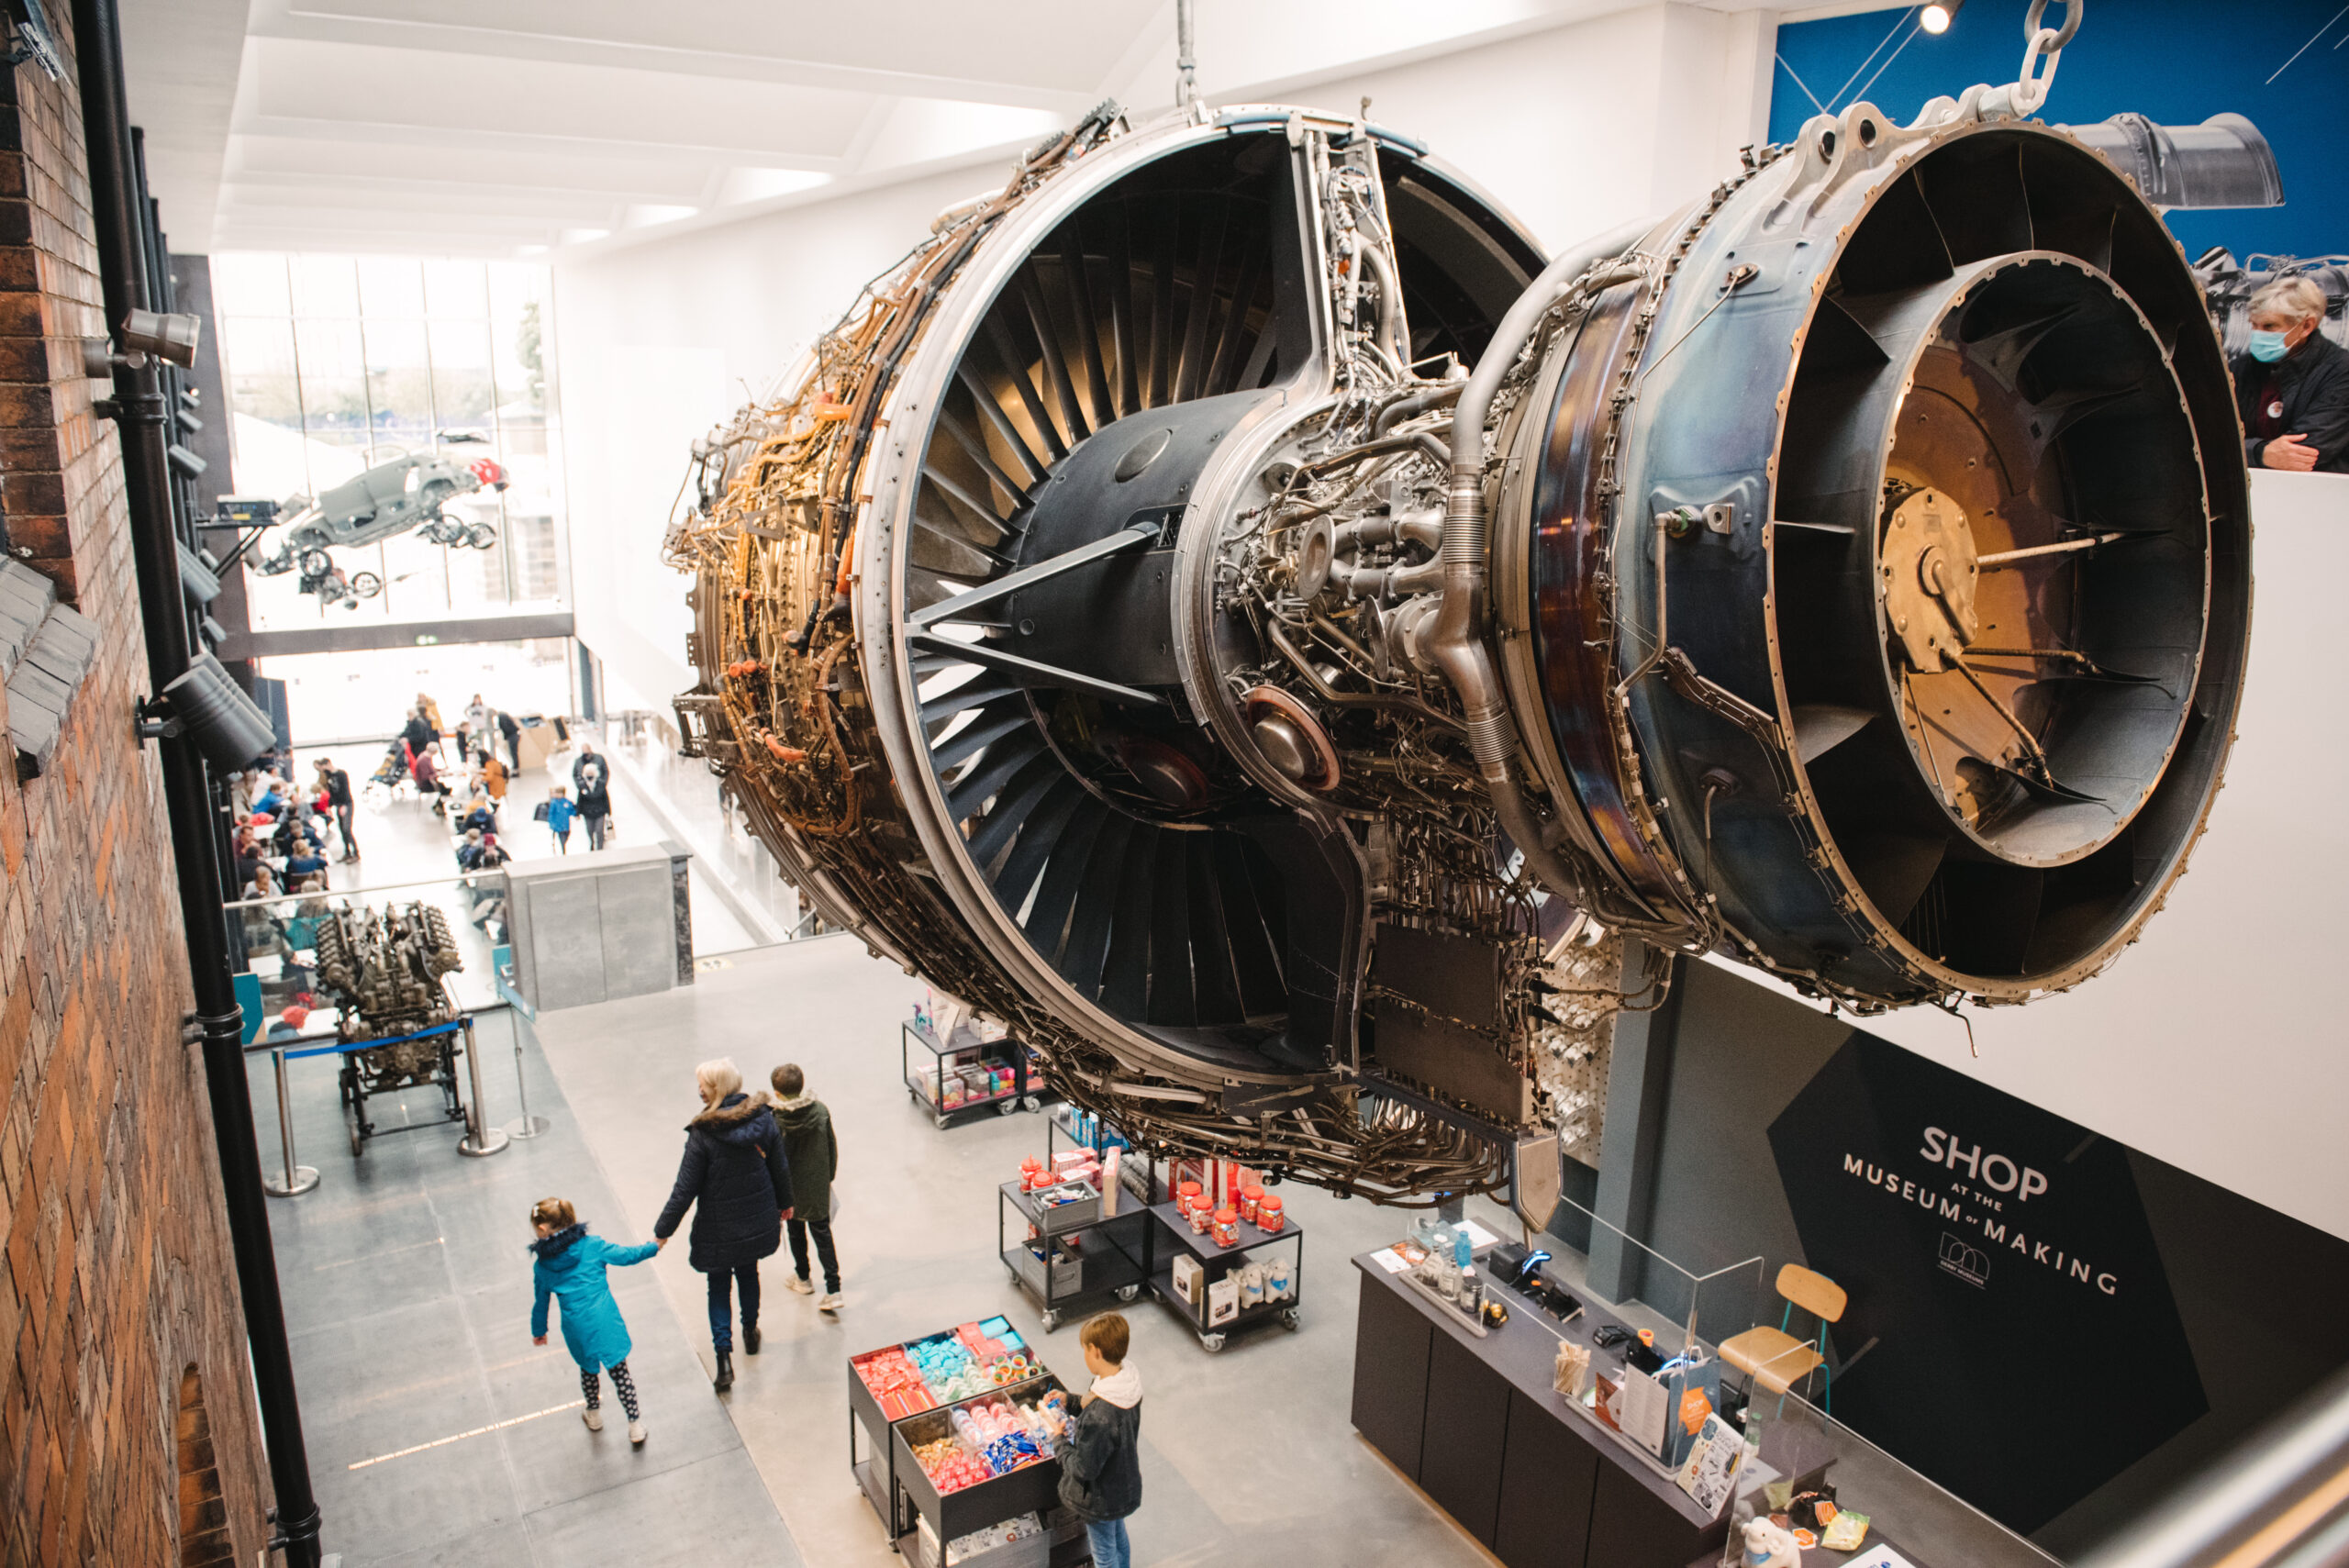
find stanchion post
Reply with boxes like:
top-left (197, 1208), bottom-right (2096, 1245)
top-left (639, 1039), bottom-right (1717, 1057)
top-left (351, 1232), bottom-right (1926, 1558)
top-left (262, 1047), bottom-right (319, 1197)
top-left (455, 1017), bottom-right (509, 1158)
top-left (504, 1007), bottom-right (551, 1140)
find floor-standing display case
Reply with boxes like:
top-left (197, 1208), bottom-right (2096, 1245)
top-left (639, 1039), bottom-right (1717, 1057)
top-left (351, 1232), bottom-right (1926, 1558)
top-left (997, 1181), bottom-right (1147, 1331)
top-left (903, 1018), bottom-right (1037, 1128)
top-left (1143, 1200), bottom-right (1302, 1352)
top-left (845, 1319), bottom-right (1089, 1564)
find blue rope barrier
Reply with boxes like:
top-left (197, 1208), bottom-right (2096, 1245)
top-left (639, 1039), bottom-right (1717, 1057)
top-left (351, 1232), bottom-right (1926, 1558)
top-left (278, 1017), bottom-right (469, 1062)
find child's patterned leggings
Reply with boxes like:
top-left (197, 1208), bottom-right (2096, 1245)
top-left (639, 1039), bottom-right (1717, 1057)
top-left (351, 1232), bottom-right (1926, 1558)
top-left (582, 1361), bottom-right (640, 1420)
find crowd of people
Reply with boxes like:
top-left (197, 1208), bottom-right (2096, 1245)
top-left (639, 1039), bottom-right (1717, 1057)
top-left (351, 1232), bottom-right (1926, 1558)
top-left (525, 1052), bottom-right (1147, 1565)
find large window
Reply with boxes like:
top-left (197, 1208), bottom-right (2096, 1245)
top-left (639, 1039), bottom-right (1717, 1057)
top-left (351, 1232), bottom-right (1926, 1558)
top-left (212, 254), bottom-right (569, 628)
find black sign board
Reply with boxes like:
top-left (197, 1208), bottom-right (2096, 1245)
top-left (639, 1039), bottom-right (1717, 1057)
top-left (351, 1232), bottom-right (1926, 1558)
top-left (1767, 1034), bottom-right (2206, 1534)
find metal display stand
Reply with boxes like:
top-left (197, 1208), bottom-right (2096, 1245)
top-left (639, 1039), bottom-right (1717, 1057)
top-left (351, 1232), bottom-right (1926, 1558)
top-left (846, 1326), bottom-right (1091, 1564)
top-left (1144, 1200), bottom-right (1303, 1353)
top-left (1043, 1106), bottom-right (1164, 1209)
top-left (997, 1182), bottom-right (1146, 1332)
top-left (902, 1019), bottom-right (1027, 1129)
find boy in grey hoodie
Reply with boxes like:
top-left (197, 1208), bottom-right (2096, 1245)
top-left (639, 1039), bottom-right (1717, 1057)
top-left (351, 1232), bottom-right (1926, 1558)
top-left (1059, 1312), bottom-right (1143, 1568)
top-left (770, 1063), bottom-right (843, 1310)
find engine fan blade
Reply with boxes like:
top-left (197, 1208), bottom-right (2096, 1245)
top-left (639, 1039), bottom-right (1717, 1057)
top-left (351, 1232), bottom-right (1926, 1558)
top-left (1146, 830), bottom-right (1199, 1026)
top-left (1791, 704), bottom-right (1876, 762)
top-left (1174, 200), bottom-right (1228, 405)
top-left (1098, 824), bottom-right (1163, 1013)
top-left (990, 776), bottom-right (1091, 916)
top-left (1023, 796), bottom-right (1115, 964)
top-left (1185, 833), bottom-right (1247, 1022)
top-left (966, 750), bottom-right (1069, 869)
top-left (1062, 813), bottom-right (1140, 993)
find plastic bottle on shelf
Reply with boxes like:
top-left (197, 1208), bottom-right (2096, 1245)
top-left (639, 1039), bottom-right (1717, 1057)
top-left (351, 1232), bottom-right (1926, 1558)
top-left (1453, 1225), bottom-right (1474, 1270)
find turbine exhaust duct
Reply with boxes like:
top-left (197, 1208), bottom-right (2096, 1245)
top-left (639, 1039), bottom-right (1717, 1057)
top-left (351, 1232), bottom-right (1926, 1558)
top-left (668, 78), bottom-right (2253, 1199)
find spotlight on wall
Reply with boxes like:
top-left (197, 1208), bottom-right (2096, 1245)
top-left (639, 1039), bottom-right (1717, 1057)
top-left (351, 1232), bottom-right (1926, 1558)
top-left (117, 308), bottom-right (202, 370)
top-left (140, 654), bottom-right (274, 772)
top-left (1920, 0), bottom-right (1964, 34)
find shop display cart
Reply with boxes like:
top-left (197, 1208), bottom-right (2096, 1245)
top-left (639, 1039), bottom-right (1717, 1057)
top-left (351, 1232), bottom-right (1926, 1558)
top-left (1043, 1107), bottom-right (1164, 1209)
top-left (903, 1018), bottom-right (1037, 1128)
top-left (1144, 1199), bottom-right (1304, 1352)
top-left (997, 1181), bottom-right (1148, 1332)
top-left (845, 1319), bottom-right (1090, 1565)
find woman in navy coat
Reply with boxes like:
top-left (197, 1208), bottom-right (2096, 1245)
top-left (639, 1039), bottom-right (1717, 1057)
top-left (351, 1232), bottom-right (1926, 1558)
top-left (654, 1059), bottom-right (793, 1391)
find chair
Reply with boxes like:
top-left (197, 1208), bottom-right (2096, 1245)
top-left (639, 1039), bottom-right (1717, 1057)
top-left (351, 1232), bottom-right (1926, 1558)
top-left (1720, 1263), bottom-right (1847, 1414)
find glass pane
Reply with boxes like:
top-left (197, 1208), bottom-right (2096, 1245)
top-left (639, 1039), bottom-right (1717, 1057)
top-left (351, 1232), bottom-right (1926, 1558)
top-left (358, 256), bottom-right (426, 318)
top-left (427, 319), bottom-right (495, 430)
top-left (503, 507), bottom-right (562, 603)
top-left (298, 378), bottom-right (373, 458)
top-left (485, 261), bottom-right (548, 319)
top-left (490, 302), bottom-right (546, 417)
top-left (223, 316), bottom-right (301, 434)
top-left (424, 259), bottom-right (488, 318)
top-left (360, 318), bottom-right (435, 457)
top-left (446, 514), bottom-right (510, 610)
top-left (211, 253), bottom-right (291, 317)
top-left (289, 254), bottom-right (359, 318)
top-left (293, 317), bottom-right (366, 383)
top-left (380, 526), bottom-right (451, 618)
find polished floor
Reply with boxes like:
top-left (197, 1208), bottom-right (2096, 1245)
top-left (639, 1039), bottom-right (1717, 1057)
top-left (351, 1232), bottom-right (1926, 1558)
top-left (253, 1006), bottom-right (801, 1568)
top-left (260, 930), bottom-right (1549, 1565)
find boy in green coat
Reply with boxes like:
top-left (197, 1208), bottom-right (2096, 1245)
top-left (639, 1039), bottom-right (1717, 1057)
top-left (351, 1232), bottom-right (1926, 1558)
top-left (770, 1063), bottom-right (842, 1311)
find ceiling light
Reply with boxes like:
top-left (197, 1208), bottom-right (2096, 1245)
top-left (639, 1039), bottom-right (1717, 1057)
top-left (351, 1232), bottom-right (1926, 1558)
top-left (1920, 1), bottom-right (1964, 34)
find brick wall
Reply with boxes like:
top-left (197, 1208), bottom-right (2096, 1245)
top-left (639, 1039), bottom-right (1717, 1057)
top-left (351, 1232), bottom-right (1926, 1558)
top-left (0, 18), bottom-right (273, 1568)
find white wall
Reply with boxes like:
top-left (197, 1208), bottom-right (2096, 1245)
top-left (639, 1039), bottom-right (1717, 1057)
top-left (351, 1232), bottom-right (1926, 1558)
top-left (1712, 471), bottom-right (2349, 1243)
top-left (555, 161), bottom-right (1009, 714)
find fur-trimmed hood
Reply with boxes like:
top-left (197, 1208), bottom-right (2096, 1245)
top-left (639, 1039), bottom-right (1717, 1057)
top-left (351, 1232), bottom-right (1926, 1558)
top-left (529, 1221), bottom-right (587, 1261)
top-left (688, 1091), bottom-right (776, 1147)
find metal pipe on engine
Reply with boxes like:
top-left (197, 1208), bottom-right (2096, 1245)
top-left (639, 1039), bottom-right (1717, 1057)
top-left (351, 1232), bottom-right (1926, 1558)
top-left (1431, 217), bottom-right (1655, 895)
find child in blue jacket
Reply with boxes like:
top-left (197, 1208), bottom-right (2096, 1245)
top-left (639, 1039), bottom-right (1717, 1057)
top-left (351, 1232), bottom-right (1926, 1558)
top-left (529, 1196), bottom-right (660, 1444)
top-left (544, 785), bottom-right (576, 853)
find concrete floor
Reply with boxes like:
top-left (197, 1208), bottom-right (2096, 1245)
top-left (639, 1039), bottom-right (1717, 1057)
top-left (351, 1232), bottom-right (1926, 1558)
top-left (262, 930), bottom-right (1539, 1565)
top-left (254, 1006), bottom-right (800, 1568)
top-left (532, 937), bottom-right (1529, 1568)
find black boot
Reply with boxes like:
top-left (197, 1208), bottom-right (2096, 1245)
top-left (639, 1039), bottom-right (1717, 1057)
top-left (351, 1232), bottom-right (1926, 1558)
top-left (743, 1324), bottom-right (761, 1355)
top-left (712, 1350), bottom-right (734, 1392)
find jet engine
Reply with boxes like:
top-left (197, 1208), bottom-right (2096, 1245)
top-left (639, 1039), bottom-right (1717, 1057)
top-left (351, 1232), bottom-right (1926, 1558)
top-left (670, 69), bottom-right (2256, 1197)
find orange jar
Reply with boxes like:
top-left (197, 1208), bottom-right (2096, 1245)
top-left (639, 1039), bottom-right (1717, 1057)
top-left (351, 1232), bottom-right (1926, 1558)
top-left (1240, 1184), bottom-right (1265, 1225)
top-left (1212, 1206), bottom-right (1240, 1247)
top-left (1257, 1195), bottom-right (1285, 1231)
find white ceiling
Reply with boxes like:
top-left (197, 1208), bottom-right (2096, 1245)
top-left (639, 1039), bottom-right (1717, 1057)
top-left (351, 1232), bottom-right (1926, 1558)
top-left (120, 0), bottom-right (1809, 259)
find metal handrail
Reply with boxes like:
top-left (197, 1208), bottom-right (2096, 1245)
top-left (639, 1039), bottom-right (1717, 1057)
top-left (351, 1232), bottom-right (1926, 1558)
top-left (2075, 1362), bottom-right (2349, 1568)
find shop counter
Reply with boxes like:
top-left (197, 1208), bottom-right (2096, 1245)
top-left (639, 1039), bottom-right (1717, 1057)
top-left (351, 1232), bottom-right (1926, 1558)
top-left (1351, 1250), bottom-right (1726, 1568)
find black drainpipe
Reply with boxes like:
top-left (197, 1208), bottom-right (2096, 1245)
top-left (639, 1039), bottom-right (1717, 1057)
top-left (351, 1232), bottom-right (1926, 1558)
top-left (68, 1), bottom-right (325, 1562)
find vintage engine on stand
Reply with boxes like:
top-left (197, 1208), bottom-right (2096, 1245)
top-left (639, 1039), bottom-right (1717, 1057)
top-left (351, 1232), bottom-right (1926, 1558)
top-left (667, 16), bottom-right (2266, 1200)
top-left (312, 902), bottom-right (469, 1154)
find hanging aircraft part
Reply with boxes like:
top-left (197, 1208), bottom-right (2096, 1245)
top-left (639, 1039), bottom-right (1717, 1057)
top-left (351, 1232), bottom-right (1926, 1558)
top-left (668, 72), bottom-right (2255, 1197)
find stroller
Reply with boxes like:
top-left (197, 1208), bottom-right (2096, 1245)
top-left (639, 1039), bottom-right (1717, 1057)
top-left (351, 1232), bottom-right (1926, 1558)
top-left (362, 740), bottom-right (415, 810)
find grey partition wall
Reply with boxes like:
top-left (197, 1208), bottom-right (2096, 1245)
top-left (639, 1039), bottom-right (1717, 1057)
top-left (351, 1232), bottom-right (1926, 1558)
top-left (505, 841), bottom-right (694, 1010)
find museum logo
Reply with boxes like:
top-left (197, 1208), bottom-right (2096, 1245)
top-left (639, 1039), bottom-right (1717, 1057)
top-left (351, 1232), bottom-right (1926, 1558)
top-left (1841, 1127), bottom-right (2121, 1298)
top-left (1939, 1233), bottom-right (1988, 1287)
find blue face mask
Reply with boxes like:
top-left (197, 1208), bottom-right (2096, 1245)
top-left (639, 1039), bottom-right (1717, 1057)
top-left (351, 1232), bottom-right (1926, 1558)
top-left (2248, 328), bottom-right (2291, 363)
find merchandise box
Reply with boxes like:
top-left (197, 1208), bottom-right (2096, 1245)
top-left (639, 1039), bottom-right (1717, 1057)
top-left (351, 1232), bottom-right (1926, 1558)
top-left (1014, 1240), bottom-right (1085, 1298)
top-left (892, 1374), bottom-right (1073, 1544)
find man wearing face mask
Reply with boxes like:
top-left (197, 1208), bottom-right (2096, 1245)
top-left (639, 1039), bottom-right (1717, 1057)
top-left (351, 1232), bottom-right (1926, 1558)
top-left (2235, 276), bottom-right (2349, 473)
